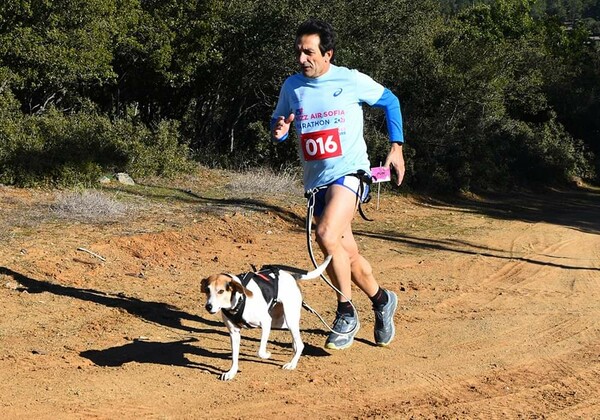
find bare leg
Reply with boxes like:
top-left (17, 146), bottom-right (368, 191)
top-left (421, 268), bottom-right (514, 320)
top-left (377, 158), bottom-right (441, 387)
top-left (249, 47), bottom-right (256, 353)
top-left (314, 184), bottom-right (379, 302)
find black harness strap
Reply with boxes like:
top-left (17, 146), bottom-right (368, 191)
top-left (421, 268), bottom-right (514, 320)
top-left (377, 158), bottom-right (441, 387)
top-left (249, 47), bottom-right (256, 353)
top-left (354, 170), bottom-right (373, 222)
top-left (221, 268), bottom-right (281, 329)
top-left (245, 268), bottom-right (279, 311)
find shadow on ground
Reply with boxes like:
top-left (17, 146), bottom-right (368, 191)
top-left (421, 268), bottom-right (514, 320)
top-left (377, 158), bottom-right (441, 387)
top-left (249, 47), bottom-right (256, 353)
top-left (0, 267), bottom-right (214, 332)
top-left (429, 187), bottom-right (600, 234)
top-left (107, 183), bottom-right (306, 228)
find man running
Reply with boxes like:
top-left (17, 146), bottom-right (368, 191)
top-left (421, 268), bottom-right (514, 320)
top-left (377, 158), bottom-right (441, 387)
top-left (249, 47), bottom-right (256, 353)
top-left (271, 18), bottom-right (406, 349)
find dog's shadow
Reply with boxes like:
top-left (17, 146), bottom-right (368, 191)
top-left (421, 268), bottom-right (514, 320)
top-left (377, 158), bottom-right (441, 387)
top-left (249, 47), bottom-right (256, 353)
top-left (80, 336), bottom-right (318, 375)
top-left (82, 337), bottom-right (283, 373)
top-left (80, 338), bottom-right (218, 372)
top-left (78, 327), bottom-right (335, 377)
top-left (300, 328), bottom-right (379, 351)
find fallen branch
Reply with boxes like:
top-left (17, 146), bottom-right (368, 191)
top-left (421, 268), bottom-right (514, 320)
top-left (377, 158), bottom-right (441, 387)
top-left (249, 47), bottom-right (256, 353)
top-left (77, 247), bottom-right (106, 262)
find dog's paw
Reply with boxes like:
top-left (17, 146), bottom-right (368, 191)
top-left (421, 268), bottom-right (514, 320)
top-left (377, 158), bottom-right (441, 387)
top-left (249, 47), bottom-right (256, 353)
top-left (282, 361), bottom-right (298, 370)
top-left (257, 350), bottom-right (271, 359)
top-left (220, 370), bottom-right (237, 381)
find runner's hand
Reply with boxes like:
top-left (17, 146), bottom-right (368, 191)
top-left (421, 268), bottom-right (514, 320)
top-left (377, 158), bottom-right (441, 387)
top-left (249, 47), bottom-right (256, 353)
top-left (384, 143), bottom-right (405, 186)
top-left (272, 114), bottom-right (295, 140)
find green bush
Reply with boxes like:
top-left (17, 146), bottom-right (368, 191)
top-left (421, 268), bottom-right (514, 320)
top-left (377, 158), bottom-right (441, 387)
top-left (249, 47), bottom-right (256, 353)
top-left (0, 106), bottom-right (193, 187)
top-left (115, 118), bottom-right (194, 178)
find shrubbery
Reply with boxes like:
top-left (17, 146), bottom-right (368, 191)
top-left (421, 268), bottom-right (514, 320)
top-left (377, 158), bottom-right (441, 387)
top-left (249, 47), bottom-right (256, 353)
top-left (0, 0), bottom-right (598, 190)
top-left (0, 102), bottom-right (192, 187)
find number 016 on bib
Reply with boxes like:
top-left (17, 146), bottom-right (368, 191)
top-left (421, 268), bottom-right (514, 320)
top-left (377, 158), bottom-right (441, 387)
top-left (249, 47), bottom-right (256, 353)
top-left (300, 128), bottom-right (342, 161)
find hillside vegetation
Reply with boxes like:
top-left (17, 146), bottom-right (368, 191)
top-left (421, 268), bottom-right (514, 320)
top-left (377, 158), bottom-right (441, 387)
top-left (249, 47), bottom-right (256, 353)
top-left (1, 0), bottom-right (599, 191)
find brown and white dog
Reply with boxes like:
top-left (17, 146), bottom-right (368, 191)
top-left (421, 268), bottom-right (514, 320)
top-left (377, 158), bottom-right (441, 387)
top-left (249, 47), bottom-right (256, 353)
top-left (200, 256), bottom-right (332, 381)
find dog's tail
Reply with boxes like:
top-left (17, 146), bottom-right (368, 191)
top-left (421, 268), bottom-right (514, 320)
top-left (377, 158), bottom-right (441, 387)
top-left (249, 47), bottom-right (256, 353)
top-left (298, 255), bottom-right (332, 281)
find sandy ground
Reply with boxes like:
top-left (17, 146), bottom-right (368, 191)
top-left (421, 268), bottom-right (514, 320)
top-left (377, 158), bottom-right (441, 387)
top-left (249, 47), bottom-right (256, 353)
top-left (1, 170), bottom-right (599, 419)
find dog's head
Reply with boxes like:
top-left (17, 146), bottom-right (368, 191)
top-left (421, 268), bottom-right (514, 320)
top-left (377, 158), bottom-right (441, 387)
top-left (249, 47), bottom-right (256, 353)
top-left (200, 274), bottom-right (254, 314)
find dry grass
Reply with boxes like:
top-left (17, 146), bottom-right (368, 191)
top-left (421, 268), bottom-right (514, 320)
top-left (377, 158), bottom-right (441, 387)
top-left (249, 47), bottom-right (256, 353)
top-left (226, 167), bottom-right (303, 196)
top-left (50, 190), bottom-right (131, 222)
top-left (0, 166), bottom-right (303, 243)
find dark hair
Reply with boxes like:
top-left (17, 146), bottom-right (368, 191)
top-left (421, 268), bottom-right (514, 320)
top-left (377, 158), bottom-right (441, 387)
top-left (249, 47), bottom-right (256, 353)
top-left (295, 18), bottom-right (336, 62)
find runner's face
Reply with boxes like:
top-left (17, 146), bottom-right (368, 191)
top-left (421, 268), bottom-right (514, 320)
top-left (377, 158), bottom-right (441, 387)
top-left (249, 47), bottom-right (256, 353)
top-left (295, 34), bottom-right (332, 78)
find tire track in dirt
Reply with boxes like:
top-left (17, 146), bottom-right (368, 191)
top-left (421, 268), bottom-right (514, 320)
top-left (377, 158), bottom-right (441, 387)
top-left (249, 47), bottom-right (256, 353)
top-left (380, 214), bottom-right (600, 418)
top-left (434, 221), bottom-right (599, 310)
top-left (350, 340), bottom-right (600, 418)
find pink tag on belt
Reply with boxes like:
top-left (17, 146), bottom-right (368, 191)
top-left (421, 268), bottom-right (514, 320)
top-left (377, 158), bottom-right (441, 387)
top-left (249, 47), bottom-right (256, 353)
top-left (370, 166), bottom-right (390, 183)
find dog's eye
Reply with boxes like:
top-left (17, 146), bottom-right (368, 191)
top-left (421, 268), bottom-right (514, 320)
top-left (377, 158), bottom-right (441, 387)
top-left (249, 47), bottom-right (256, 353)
top-left (218, 290), bottom-right (225, 295)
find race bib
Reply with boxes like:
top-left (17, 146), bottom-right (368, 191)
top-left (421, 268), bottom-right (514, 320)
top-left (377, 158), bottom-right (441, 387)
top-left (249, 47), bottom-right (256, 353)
top-left (300, 128), bottom-right (342, 161)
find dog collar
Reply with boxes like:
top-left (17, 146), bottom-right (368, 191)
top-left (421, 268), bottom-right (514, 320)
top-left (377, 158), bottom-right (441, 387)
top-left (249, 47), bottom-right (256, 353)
top-left (222, 291), bottom-right (254, 329)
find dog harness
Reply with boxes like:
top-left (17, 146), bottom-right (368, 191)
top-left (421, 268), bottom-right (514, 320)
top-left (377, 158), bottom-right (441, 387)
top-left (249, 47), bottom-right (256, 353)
top-left (221, 268), bottom-right (281, 329)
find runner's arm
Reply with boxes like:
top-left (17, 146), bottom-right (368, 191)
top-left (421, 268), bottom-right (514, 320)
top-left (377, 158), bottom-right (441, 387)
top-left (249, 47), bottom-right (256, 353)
top-left (373, 89), bottom-right (405, 185)
top-left (372, 88), bottom-right (404, 144)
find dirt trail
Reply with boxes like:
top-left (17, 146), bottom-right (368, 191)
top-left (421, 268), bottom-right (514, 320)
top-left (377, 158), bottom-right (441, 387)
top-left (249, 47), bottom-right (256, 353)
top-left (1, 178), bottom-right (599, 419)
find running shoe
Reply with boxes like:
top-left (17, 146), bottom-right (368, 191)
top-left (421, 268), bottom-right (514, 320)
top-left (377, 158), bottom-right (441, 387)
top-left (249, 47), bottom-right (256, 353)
top-left (373, 289), bottom-right (398, 346)
top-left (324, 311), bottom-right (360, 350)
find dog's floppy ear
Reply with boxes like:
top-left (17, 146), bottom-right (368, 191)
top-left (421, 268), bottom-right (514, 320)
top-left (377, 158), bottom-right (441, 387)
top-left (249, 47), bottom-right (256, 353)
top-left (229, 280), bottom-right (253, 297)
top-left (200, 277), bottom-right (209, 293)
